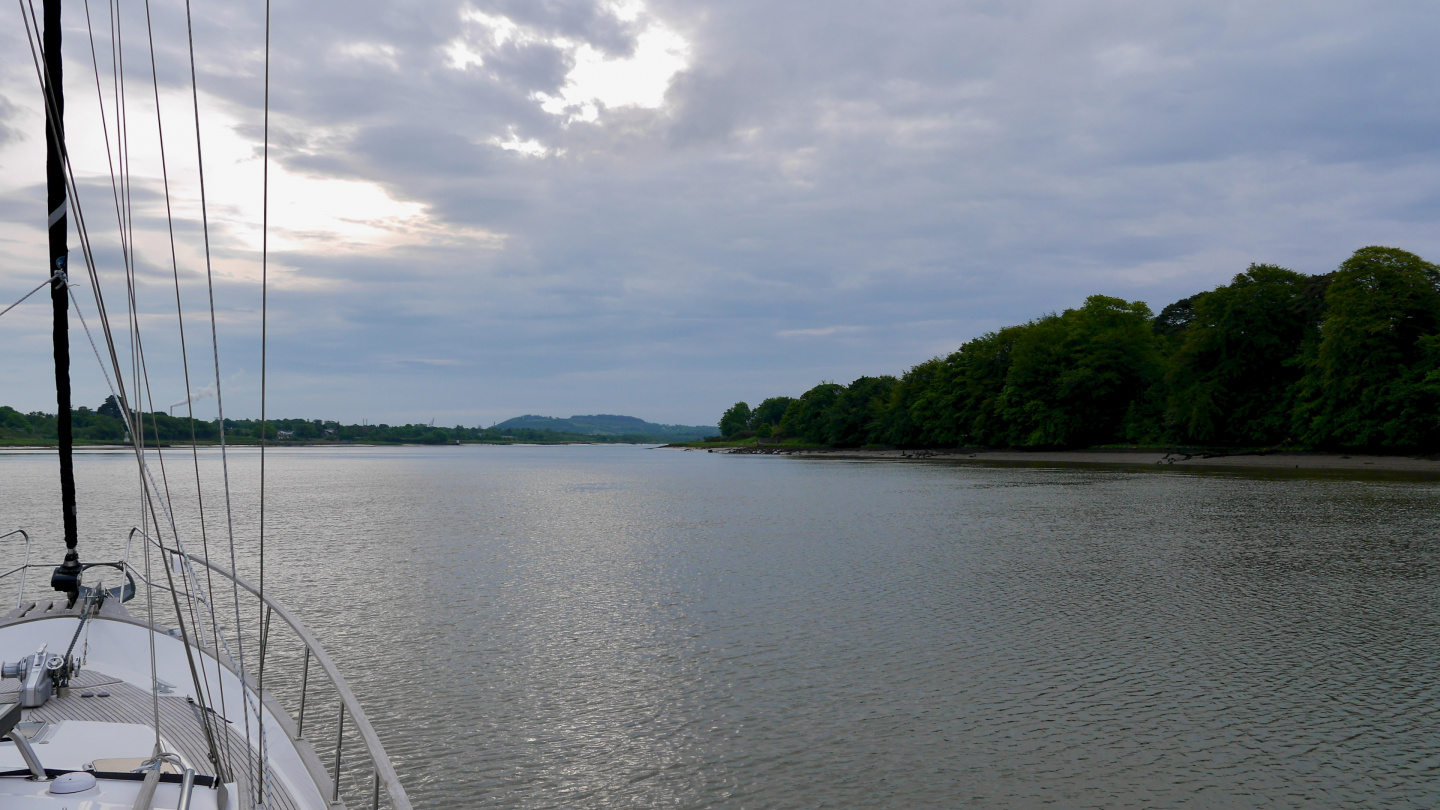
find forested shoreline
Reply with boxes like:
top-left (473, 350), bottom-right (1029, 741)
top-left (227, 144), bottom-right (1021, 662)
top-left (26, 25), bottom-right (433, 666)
top-left (719, 247), bottom-right (1440, 452)
top-left (0, 400), bottom-right (657, 446)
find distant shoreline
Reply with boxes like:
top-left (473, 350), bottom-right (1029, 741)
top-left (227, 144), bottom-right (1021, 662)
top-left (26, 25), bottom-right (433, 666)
top-left (0, 440), bottom-right (659, 450)
top-left (670, 445), bottom-right (1440, 476)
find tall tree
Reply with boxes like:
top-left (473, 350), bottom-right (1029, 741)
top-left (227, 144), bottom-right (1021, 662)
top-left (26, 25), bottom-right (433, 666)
top-left (825, 376), bottom-right (896, 446)
top-left (778, 384), bottom-right (843, 443)
top-left (999, 296), bottom-right (1162, 447)
top-left (719, 402), bottom-right (753, 438)
top-left (1166, 264), bottom-right (1312, 445)
top-left (751, 397), bottom-right (795, 431)
top-left (878, 357), bottom-right (953, 446)
top-left (1294, 247), bottom-right (1440, 448)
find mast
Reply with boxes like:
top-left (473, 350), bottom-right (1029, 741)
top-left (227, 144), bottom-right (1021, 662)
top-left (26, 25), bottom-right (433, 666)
top-left (44, 0), bottom-right (82, 603)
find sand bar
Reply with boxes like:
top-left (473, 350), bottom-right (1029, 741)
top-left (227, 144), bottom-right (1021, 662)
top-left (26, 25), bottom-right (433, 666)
top-left (676, 445), bottom-right (1440, 476)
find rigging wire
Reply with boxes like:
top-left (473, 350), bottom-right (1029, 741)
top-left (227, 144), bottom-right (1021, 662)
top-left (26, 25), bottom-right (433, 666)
top-left (68, 286), bottom-right (117, 402)
top-left (19, 0), bottom-right (131, 439)
top-left (109, 0), bottom-right (164, 759)
top-left (257, 0), bottom-right (273, 803)
top-left (22, 2), bottom-right (292, 801)
top-left (69, 282), bottom-right (243, 783)
top-left (105, 0), bottom-right (236, 783)
top-left (106, 0), bottom-right (214, 764)
top-left (139, 0), bottom-right (235, 779)
top-left (180, 0), bottom-right (258, 793)
top-left (19, 0), bottom-right (230, 781)
top-left (0, 276), bottom-right (55, 319)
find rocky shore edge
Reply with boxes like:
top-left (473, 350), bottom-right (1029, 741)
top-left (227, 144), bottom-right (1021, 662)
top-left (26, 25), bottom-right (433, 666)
top-left (668, 445), bottom-right (1440, 475)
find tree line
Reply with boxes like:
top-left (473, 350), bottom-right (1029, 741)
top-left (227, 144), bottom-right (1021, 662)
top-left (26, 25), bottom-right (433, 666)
top-left (0, 398), bottom-right (655, 446)
top-left (719, 246), bottom-right (1440, 451)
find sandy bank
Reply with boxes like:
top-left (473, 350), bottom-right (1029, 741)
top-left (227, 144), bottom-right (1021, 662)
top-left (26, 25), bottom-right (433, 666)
top-left (673, 445), bottom-right (1440, 476)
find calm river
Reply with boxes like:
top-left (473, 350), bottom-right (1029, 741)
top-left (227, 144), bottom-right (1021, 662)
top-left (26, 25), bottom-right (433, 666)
top-left (1, 445), bottom-right (1438, 807)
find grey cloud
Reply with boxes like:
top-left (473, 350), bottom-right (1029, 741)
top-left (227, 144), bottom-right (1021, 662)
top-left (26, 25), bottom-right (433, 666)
top-left (486, 0), bottom-right (640, 57)
top-left (4, 0), bottom-right (1440, 425)
top-left (0, 94), bottom-right (18, 147)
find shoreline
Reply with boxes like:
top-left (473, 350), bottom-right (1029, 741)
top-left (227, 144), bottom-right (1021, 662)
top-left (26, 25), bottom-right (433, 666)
top-left (0, 440), bottom-right (657, 451)
top-left (674, 445), bottom-right (1440, 476)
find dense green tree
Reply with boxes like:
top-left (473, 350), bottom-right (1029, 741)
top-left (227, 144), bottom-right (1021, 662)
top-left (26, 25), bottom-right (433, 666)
top-left (949, 326), bottom-right (1026, 446)
top-left (723, 247), bottom-right (1440, 452)
top-left (998, 296), bottom-right (1162, 447)
top-left (1166, 264), bottom-right (1313, 445)
top-left (777, 384), bottom-right (843, 443)
top-left (876, 329), bottom-right (1015, 447)
top-left (97, 395), bottom-right (123, 420)
top-left (751, 397), bottom-right (794, 431)
top-left (1294, 246), bottom-right (1440, 448)
top-left (994, 315), bottom-right (1074, 446)
top-left (1152, 295), bottom-right (1197, 346)
top-left (825, 376), bottom-right (896, 446)
top-left (877, 357), bottom-right (951, 446)
top-left (719, 402), bottom-right (753, 438)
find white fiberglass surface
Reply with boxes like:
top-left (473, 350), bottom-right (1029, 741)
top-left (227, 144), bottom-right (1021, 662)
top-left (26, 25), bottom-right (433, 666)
top-left (0, 617), bottom-right (326, 809)
top-left (0, 721), bottom-right (173, 772)
top-left (0, 777), bottom-right (227, 809)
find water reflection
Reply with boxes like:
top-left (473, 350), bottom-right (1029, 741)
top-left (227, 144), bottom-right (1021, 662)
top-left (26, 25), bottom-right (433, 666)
top-left (1, 446), bottom-right (1437, 807)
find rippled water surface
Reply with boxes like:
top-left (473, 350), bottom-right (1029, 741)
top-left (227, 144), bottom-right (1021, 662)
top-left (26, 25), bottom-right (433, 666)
top-left (2, 445), bottom-right (1439, 807)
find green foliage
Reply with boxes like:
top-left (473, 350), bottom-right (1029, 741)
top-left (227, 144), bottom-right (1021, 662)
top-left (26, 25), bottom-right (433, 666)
top-left (997, 296), bottom-right (1161, 447)
top-left (1152, 295), bottom-right (1197, 345)
top-left (0, 401), bottom-right (215, 445)
top-left (1166, 264), bottom-right (1314, 445)
top-left (719, 402), bottom-right (753, 438)
top-left (826, 376), bottom-right (896, 446)
top-left (750, 397), bottom-right (794, 431)
top-left (875, 356), bottom-right (952, 446)
top-left (1293, 247), bottom-right (1440, 449)
top-left (778, 384), bottom-right (843, 443)
top-left (0, 405), bottom-right (665, 446)
top-left (729, 247), bottom-right (1440, 452)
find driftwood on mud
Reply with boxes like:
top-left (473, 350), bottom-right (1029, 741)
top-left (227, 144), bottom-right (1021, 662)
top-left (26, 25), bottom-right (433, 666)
top-left (1158, 447), bottom-right (1283, 465)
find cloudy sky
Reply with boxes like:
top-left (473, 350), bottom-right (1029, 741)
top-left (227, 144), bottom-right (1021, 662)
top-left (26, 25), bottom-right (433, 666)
top-left (2, 0), bottom-right (1438, 427)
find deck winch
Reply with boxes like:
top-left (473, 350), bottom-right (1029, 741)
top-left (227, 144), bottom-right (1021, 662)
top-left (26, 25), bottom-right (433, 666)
top-left (1, 644), bottom-right (66, 707)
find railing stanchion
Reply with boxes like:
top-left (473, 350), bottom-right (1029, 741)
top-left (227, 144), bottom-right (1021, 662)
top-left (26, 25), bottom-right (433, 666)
top-left (298, 646), bottom-right (310, 737)
top-left (2, 530), bottom-right (32, 608)
top-left (138, 540), bottom-right (412, 809)
top-left (260, 605), bottom-right (273, 669)
top-left (333, 701), bottom-right (346, 803)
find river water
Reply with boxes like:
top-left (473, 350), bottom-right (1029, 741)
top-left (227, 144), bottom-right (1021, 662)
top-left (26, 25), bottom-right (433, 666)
top-left (1, 445), bottom-right (1438, 807)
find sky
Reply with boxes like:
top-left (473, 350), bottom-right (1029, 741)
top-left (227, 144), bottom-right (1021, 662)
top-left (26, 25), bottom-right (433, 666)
top-left (1, 0), bottom-right (1438, 427)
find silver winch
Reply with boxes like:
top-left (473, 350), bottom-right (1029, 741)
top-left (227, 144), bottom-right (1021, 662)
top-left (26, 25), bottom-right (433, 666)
top-left (2, 644), bottom-right (67, 708)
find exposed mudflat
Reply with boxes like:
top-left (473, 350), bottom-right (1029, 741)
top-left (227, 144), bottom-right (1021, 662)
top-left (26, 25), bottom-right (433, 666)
top-left (677, 445), bottom-right (1440, 475)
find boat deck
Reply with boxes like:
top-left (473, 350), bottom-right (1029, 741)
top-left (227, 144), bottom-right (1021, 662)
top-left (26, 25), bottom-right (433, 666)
top-left (0, 603), bottom-right (305, 810)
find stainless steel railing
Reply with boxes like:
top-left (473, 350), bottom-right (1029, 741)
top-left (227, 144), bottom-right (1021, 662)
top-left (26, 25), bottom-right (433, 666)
top-left (168, 547), bottom-right (412, 810)
top-left (0, 528), bottom-right (411, 810)
top-left (0, 530), bottom-right (32, 609)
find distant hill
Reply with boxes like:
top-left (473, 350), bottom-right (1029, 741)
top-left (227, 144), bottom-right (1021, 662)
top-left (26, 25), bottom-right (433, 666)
top-left (494, 414), bottom-right (717, 441)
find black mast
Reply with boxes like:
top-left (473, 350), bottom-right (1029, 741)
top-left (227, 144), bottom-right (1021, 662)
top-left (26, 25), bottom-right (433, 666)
top-left (44, 0), bottom-right (82, 604)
